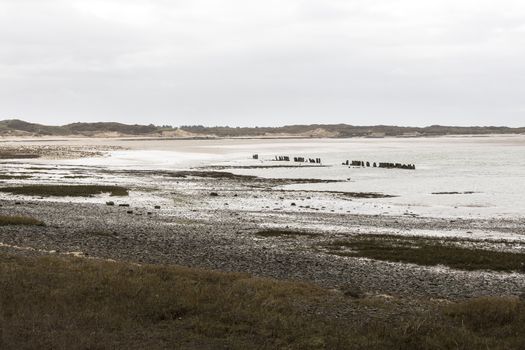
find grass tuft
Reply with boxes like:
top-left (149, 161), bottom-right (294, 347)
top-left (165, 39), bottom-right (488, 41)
top-left (0, 215), bottom-right (45, 226)
top-left (0, 185), bottom-right (129, 197)
top-left (0, 153), bottom-right (40, 159)
top-left (257, 229), bottom-right (320, 238)
top-left (323, 234), bottom-right (525, 272)
top-left (445, 297), bottom-right (525, 336)
top-left (0, 175), bottom-right (32, 180)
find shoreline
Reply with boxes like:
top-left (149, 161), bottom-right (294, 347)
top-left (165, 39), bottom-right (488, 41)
top-left (1, 162), bottom-right (524, 300)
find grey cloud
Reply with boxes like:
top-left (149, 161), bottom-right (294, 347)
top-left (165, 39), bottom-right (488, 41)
top-left (0, 0), bottom-right (524, 126)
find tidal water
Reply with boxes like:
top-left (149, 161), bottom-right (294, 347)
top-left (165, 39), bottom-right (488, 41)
top-left (11, 135), bottom-right (525, 219)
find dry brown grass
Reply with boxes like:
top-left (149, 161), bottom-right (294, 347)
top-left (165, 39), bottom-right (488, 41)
top-left (1, 253), bottom-right (525, 349)
top-left (446, 297), bottom-right (525, 332)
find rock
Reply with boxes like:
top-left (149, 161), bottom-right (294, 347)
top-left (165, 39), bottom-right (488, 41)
top-left (106, 201), bottom-right (115, 206)
top-left (291, 203), bottom-right (296, 206)
top-left (126, 210), bottom-right (133, 214)
top-left (154, 205), bottom-right (161, 209)
top-left (210, 192), bottom-right (219, 197)
top-left (119, 204), bottom-right (130, 207)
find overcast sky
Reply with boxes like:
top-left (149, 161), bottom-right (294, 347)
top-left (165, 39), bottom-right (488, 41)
top-left (1, 0), bottom-right (524, 127)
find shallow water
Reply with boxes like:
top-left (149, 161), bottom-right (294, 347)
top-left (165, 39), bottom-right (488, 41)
top-left (5, 135), bottom-right (525, 219)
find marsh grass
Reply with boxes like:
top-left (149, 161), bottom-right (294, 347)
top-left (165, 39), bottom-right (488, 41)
top-left (88, 230), bottom-right (118, 237)
top-left (63, 175), bottom-right (90, 179)
top-left (446, 297), bottom-right (525, 329)
top-left (324, 235), bottom-right (525, 272)
top-left (1, 253), bottom-right (525, 349)
top-left (0, 185), bottom-right (129, 197)
top-left (0, 175), bottom-right (32, 180)
top-left (0, 153), bottom-right (39, 159)
top-left (0, 215), bottom-right (44, 226)
top-left (165, 170), bottom-right (342, 184)
top-left (171, 218), bottom-right (201, 225)
top-left (169, 170), bottom-right (257, 180)
top-left (257, 229), bottom-right (320, 238)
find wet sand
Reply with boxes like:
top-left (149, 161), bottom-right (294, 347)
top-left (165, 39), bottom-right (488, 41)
top-left (0, 143), bottom-right (125, 159)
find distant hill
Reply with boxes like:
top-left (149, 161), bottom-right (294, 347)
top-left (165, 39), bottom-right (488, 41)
top-left (0, 119), bottom-right (167, 137)
top-left (0, 119), bottom-right (524, 138)
top-left (177, 124), bottom-right (525, 137)
top-left (0, 119), bottom-right (69, 136)
top-left (65, 122), bottom-right (159, 136)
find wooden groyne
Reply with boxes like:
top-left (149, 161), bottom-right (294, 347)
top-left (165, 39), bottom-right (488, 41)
top-left (377, 162), bottom-right (415, 170)
top-left (274, 155), bottom-right (321, 164)
top-left (260, 154), bottom-right (411, 168)
top-left (343, 160), bottom-right (415, 170)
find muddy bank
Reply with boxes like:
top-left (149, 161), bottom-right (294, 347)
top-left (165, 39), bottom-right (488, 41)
top-left (201, 164), bottom-right (331, 170)
top-left (101, 168), bottom-right (348, 185)
top-left (0, 144), bottom-right (125, 160)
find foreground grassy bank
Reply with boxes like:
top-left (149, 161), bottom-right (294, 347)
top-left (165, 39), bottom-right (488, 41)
top-left (0, 252), bottom-right (524, 349)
